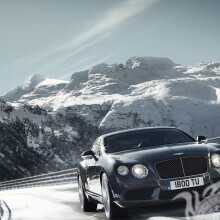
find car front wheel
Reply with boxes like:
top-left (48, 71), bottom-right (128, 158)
top-left (78, 176), bottom-right (97, 212)
top-left (101, 173), bottom-right (121, 219)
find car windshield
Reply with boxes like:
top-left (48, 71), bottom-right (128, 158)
top-left (104, 128), bottom-right (195, 153)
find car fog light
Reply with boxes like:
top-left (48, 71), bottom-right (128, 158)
top-left (211, 154), bottom-right (220, 168)
top-left (132, 164), bottom-right (148, 178)
top-left (117, 166), bottom-right (129, 176)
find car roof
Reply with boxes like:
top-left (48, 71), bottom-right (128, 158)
top-left (100, 126), bottom-right (176, 140)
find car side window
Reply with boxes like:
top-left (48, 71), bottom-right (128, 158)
top-left (92, 138), bottom-right (101, 157)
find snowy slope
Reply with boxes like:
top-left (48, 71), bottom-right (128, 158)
top-left (3, 74), bottom-right (68, 108)
top-left (1, 56), bottom-right (220, 180)
top-left (0, 102), bottom-right (98, 181)
top-left (3, 57), bottom-right (183, 107)
top-left (3, 74), bottom-right (46, 102)
top-left (2, 56), bottom-right (220, 137)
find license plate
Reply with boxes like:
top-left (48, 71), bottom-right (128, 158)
top-left (168, 177), bottom-right (204, 190)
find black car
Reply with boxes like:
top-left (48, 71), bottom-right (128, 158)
top-left (77, 127), bottom-right (220, 219)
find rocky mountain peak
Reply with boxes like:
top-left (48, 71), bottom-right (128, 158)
top-left (125, 56), bottom-right (176, 69)
top-left (1, 56), bottom-right (220, 181)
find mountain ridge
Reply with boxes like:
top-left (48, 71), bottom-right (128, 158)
top-left (2, 56), bottom-right (220, 134)
top-left (1, 56), bottom-right (220, 180)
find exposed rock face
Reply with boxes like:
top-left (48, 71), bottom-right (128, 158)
top-left (0, 104), bottom-right (100, 181)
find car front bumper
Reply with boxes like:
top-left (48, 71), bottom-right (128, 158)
top-left (111, 174), bottom-right (220, 208)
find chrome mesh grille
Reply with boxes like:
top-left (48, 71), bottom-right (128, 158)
top-left (181, 157), bottom-right (207, 176)
top-left (156, 156), bottom-right (207, 179)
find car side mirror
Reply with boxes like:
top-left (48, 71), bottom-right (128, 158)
top-left (196, 135), bottom-right (207, 143)
top-left (81, 150), bottom-right (95, 160)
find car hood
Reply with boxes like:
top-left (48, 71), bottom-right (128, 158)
top-left (109, 142), bottom-right (219, 164)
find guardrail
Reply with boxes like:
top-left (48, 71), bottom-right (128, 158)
top-left (0, 168), bottom-right (78, 191)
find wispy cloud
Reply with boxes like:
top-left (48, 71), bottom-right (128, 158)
top-left (8, 0), bottom-right (157, 75)
top-left (54, 0), bottom-right (157, 51)
top-left (30, 33), bottom-right (111, 74)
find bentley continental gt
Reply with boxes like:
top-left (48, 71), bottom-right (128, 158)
top-left (77, 127), bottom-right (220, 219)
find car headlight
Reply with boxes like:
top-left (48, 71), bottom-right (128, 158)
top-left (132, 164), bottom-right (148, 178)
top-left (211, 154), bottom-right (220, 168)
top-left (117, 166), bottom-right (129, 176)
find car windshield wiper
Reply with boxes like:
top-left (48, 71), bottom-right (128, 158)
top-left (132, 142), bottom-right (149, 149)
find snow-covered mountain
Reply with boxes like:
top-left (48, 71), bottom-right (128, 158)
top-left (3, 56), bottom-right (220, 135)
top-left (1, 56), bottom-right (220, 180)
top-left (3, 74), bottom-right (68, 105)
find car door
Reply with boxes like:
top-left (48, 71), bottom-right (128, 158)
top-left (86, 138), bottom-right (101, 194)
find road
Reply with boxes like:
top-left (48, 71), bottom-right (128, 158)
top-left (0, 184), bottom-right (219, 220)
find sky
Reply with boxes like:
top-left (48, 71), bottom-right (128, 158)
top-left (0, 0), bottom-right (219, 95)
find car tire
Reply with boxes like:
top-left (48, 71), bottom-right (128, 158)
top-left (102, 173), bottom-right (122, 219)
top-left (78, 176), bottom-right (97, 212)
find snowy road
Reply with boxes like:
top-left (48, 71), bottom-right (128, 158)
top-left (0, 184), bottom-right (219, 220)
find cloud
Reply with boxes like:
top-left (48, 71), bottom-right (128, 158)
top-left (8, 0), bottom-right (157, 73)
top-left (31, 33), bottom-right (111, 74)
top-left (54, 0), bottom-right (157, 51)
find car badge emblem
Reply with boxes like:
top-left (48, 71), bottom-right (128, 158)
top-left (173, 153), bottom-right (184, 156)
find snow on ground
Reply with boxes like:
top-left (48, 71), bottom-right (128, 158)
top-left (0, 184), bottom-right (86, 220)
top-left (0, 184), bottom-right (219, 220)
top-left (0, 184), bottom-right (105, 220)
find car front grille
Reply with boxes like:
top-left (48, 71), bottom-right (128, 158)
top-left (156, 156), bottom-right (207, 179)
